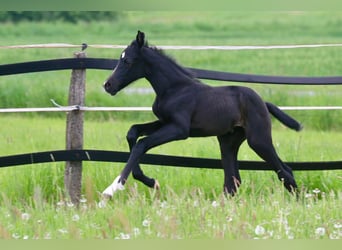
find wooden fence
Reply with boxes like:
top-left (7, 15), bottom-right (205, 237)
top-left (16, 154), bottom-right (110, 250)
top-left (1, 52), bottom-right (342, 204)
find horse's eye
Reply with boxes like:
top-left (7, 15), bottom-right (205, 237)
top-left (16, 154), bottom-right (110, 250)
top-left (123, 58), bottom-right (131, 65)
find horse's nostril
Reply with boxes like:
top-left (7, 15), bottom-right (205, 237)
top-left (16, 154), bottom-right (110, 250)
top-left (104, 81), bottom-right (111, 90)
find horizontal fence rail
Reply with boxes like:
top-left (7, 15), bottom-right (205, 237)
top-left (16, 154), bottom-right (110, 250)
top-left (1, 58), bottom-right (342, 85)
top-left (0, 149), bottom-right (341, 171)
top-left (2, 105), bottom-right (342, 113)
top-left (1, 56), bottom-right (342, 171)
top-left (1, 43), bottom-right (342, 50)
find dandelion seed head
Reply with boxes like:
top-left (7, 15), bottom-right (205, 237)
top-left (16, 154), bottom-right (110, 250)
top-left (305, 193), bottom-right (313, 199)
top-left (329, 231), bottom-right (340, 239)
top-left (66, 201), bottom-right (75, 208)
top-left (312, 188), bottom-right (321, 194)
top-left (333, 222), bottom-right (342, 229)
top-left (255, 225), bottom-right (266, 236)
top-left (142, 219), bottom-right (151, 227)
top-left (80, 195), bottom-right (87, 203)
top-left (226, 216), bottom-right (233, 222)
top-left (118, 232), bottom-right (130, 239)
top-left (72, 214), bottom-right (80, 222)
top-left (315, 227), bottom-right (326, 237)
top-left (56, 201), bottom-right (65, 207)
top-left (58, 228), bottom-right (68, 234)
top-left (21, 213), bottom-right (30, 221)
top-left (12, 233), bottom-right (20, 239)
top-left (212, 201), bottom-right (219, 208)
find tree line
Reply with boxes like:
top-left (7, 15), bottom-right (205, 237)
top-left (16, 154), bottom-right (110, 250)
top-left (0, 11), bottom-right (121, 23)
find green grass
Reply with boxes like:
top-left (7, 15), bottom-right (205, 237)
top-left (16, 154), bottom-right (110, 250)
top-left (0, 12), bottom-right (341, 239)
top-left (0, 183), bottom-right (340, 239)
top-left (0, 115), bottom-right (341, 239)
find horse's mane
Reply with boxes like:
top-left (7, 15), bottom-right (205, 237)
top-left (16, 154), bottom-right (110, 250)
top-left (143, 45), bottom-right (195, 79)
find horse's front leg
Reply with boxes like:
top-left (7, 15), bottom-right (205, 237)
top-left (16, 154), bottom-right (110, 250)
top-left (102, 122), bottom-right (188, 198)
top-left (127, 121), bottom-right (164, 188)
top-left (126, 121), bottom-right (163, 150)
top-left (102, 121), bottom-right (162, 198)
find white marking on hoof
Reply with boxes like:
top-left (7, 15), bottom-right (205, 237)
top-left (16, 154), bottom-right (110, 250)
top-left (102, 175), bottom-right (125, 198)
top-left (154, 179), bottom-right (160, 190)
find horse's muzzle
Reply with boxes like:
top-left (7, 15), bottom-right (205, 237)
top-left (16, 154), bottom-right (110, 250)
top-left (103, 81), bottom-right (117, 96)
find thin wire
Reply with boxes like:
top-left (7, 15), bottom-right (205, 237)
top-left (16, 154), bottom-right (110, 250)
top-left (1, 106), bottom-right (342, 113)
top-left (1, 43), bottom-right (342, 50)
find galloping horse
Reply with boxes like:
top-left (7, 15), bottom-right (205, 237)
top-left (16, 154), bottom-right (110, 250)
top-left (102, 31), bottom-right (302, 197)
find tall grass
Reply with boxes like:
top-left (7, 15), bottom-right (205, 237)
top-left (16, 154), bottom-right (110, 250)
top-left (0, 115), bottom-right (341, 200)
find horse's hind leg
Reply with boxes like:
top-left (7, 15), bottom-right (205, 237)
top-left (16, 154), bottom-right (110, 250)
top-left (217, 127), bottom-right (246, 196)
top-left (245, 126), bottom-right (297, 193)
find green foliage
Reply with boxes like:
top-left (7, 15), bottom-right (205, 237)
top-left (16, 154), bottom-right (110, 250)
top-left (0, 11), bottom-right (121, 23)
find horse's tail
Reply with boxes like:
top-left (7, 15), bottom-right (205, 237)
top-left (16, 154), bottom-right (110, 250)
top-left (266, 102), bottom-right (303, 131)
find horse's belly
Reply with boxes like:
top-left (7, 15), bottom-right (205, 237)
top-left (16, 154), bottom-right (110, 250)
top-left (190, 115), bottom-right (240, 137)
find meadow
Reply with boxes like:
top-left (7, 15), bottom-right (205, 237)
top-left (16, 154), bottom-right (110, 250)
top-left (0, 12), bottom-right (341, 239)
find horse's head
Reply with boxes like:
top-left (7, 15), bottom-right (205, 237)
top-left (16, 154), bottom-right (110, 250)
top-left (104, 30), bottom-right (146, 95)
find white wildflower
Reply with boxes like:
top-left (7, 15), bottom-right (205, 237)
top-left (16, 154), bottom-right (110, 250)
top-left (329, 231), bottom-right (339, 239)
top-left (212, 200), bottom-right (219, 208)
top-left (21, 213), bottom-right (30, 221)
top-left (66, 201), bottom-right (75, 208)
top-left (226, 216), bottom-right (233, 222)
top-left (133, 227), bottom-right (141, 237)
top-left (333, 222), bottom-right (342, 229)
top-left (118, 232), bottom-right (130, 239)
top-left (12, 233), bottom-right (20, 239)
top-left (72, 214), bottom-right (80, 222)
top-left (80, 195), bottom-right (87, 203)
top-left (315, 227), bottom-right (326, 237)
top-left (255, 225), bottom-right (266, 236)
top-left (312, 188), bottom-right (321, 194)
top-left (58, 228), bottom-right (68, 234)
top-left (305, 193), bottom-right (313, 199)
top-left (56, 201), bottom-right (65, 207)
top-left (142, 218), bottom-right (151, 227)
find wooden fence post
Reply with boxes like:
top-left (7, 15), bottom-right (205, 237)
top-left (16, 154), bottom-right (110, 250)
top-left (64, 51), bottom-right (86, 205)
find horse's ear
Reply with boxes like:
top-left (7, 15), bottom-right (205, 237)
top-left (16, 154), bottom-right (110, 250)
top-left (136, 30), bottom-right (145, 48)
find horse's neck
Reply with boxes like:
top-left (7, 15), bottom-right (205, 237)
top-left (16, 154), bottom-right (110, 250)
top-left (144, 50), bottom-right (193, 96)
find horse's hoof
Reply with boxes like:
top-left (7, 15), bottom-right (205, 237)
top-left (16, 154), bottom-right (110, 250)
top-left (154, 179), bottom-right (160, 190)
top-left (102, 175), bottom-right (125, 197)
